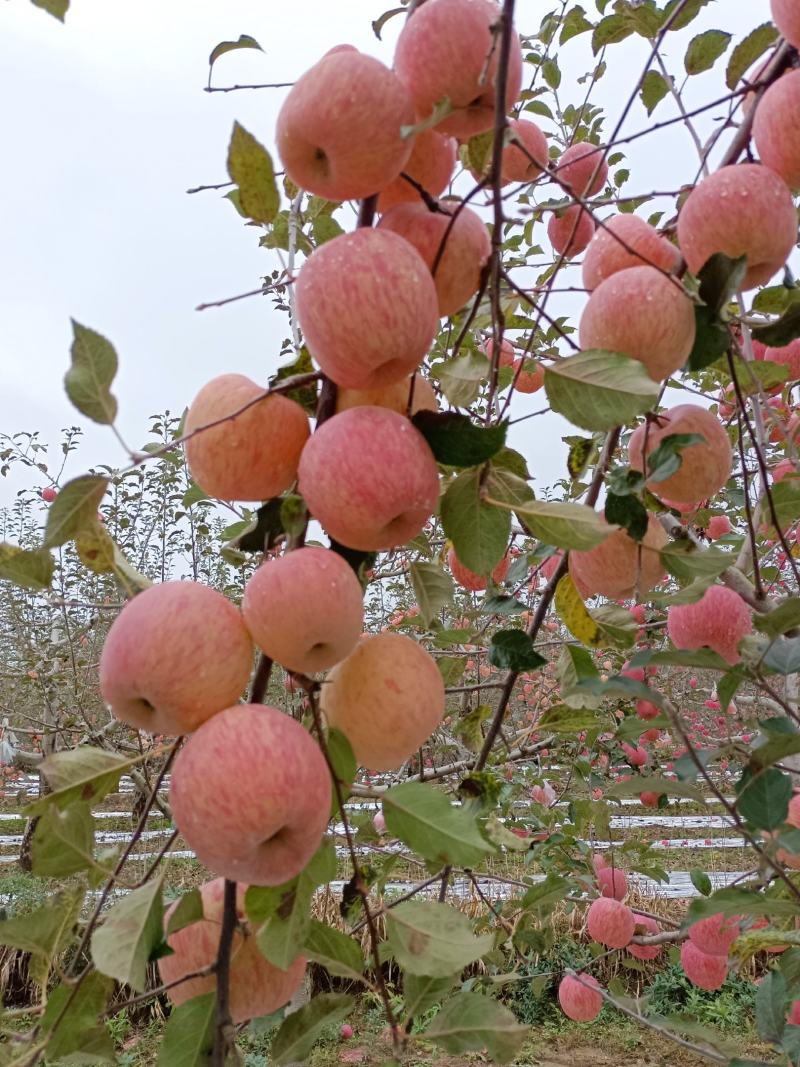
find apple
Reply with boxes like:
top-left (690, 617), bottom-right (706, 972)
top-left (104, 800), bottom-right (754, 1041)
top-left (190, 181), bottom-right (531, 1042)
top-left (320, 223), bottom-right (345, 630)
top-left (553, 142), bottom-right (608, 196)
top-left (502, 119), bottom-right (549, 182)
top-left (99, 581), bottom-right (253, 735)
top-left (677, 163), bottom-right (796, 290)
top-left (158, 878), bottom-right (305, 1023)
top-left (297, 407), bottom-right (440, 551)
top-left (393, 0), bottom-right (523, 140)
top-left (667, 585), bottom-right (752, 665)
top-left (185, 374), bottom-right (309, 503)
top-left (512, 358), bottom-right (545, 393)
top-left (627, 405), bottom-right (732, 505)
top-left (295, 229), bottom-right (439, 390)
top-left (377, 129), bottom-right (457, 213)
top-left (377, 200), bottom-right (491, 317)
top-left (578, 265), bottom-right (696, 382)
top-left (548, 204), bottom-right (595, 257)
top-left (170, 704), bottom-right (331, 884)
top-left (558, 974), bottom-right (602, 1021)
top-left (40, 486), bottom-right (57, 503)
top-left (335, 373), bottom-right (438, 416)
top-left (242, 547), bottom-right (364, 674)
top-left (569, 516), bottom-right (668, 600)
top-left (448, 547), bottom-right (509, 590)
top-left (582, 214), bottom-right (681, 290)
top-left (771, 0), bottom-right (800, 49)
top-left (276, 49), bottom-right (414, 201)
top-left (752, 70), bottom-right (800, 190)
top-left (320, 633), bottom-right (445, 770)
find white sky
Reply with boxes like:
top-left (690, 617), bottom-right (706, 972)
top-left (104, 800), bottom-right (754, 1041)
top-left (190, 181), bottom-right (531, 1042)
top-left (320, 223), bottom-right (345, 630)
top-left (0, 0), bottom-right (774, 510)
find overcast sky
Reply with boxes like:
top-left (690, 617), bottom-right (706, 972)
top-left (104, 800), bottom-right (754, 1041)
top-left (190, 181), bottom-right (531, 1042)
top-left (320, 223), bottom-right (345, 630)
top-left (0, 0), bottom-right (774, 511)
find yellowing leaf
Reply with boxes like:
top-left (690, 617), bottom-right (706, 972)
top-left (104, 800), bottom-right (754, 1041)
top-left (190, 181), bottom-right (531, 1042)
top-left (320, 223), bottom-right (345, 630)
top-left (554, 573), bottom-right (601, 646)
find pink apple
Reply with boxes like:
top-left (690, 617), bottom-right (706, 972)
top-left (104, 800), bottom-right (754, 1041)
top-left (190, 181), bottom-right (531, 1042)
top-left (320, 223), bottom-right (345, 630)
top-left (99, 581), bottom-right (253, 735)
top-left (295, 229), bottom-right (439, 390)
top-left (377, 200), bottom-right (490, 317)
top-left (297, 407), bottom-right (440, 551)
top-left (321, 633), bottom-right (445, 770)
top-left (393, 0), bottom-right (523, 140)
top-left (185, 374), bottom-right (310, 503)
top-left (276, 50), bottom-right (414, 201)
top-left (242, 547), bottom-right (364, 674)
top-left (677, 163), bottom-right (796, 291)
top-left (170, 704), bottom-right (331, 884)
top-left (158, 879), bottom-right (305, 1023)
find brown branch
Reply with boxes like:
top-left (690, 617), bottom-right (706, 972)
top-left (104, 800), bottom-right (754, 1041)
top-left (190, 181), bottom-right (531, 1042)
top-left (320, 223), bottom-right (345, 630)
top-left (474, 427), bottom-right (621, 770)
top-left (211, 879), bottom-right (238, 1066)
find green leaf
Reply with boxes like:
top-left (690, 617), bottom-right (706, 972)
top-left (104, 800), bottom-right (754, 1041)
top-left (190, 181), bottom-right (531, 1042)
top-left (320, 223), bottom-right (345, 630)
top-left (696, 252), bottom-right (748, 315)
top-left (401, 97), bottom-right (454, 139)
top-left (605, 492), bottom-right (648, 541)
top-left (30, 0), bottom-right (69, 19)
top-left (404, 973), bottom-right (460, 1017)
top-left (592, 13), bottom-right (633, 53)
top-left (640, 70), bottom-right (670, 115)
top-left (30, 802), bottom-right (99, 878)
top-left (271, 992), bottom-right (354, 1065)
top-left (541, 57), bottom-right (561, 89)
top-left (157, 991), bottom-right (215, 1067)
top-left (737, 768), bottom-right (792, 830)
top-left (434, 351), bottom-right (490, 407)
top-left (208, 34), bottom-right (263, 85)
top-left (166, 889), bottom-right (205, 936)
top-left (763, 637), bottom-right (800, 676)
top-left (423, 991), bottom-right (529, 1063)
top-left (684, 29), bottom-right (731, 75)
top-left (454, 703), bottom-right (493, 752)
top-left (383, 781), bottom-right (495, 868)
top-left (226, 121), bottom-right (279, 224)
top-left (42, 474), bottom-right (108, 549)
top-left (440, 468), bottom-right (510, 575)
top-left (27, 746), bottom-right (136, 815)
top-left (91, 875), bottom-right (164, 992)
top-left (660, 543), bottom-right (733, 584)
top-left (687, 304), bottom-right (731, 372)
top-left (412, 411), bottom-right (506, 467)
top-left (409, 562), bottom-right (454, 627)
top-left (560, 5), bottom-right (593, 45)
top-left (0, 887), bottom-right (83, 995)
top-left (521, 873), bottom-right (572, 912)
top-left (64, 321), bottom-right (119, 425)
top-left (663, 0), bottom-right (711, 32)
top-left (386, 901), bottom-right (494, 977)
top-left (690, 869), bottom-right (712, 896)
top-left (646, 433), bottom-right (705, 484)
top-left (755, 597), bottom-right (800, 637)
top-left (247, 839), bottom-right (336, 971)
top-left (327, 728), bottom-right (356, 816)
top-left (545, 350), bottom-right (659, 431)
top-left (753, 291), bottom-right (800, 348)
top-left (41, 972), bottom-right (114, 1063)
top-left (688, 888), bottom-right (800, 923)
top-left (0, 543), bottom-right (54, 591)
top-left (304, 920), bottom-right (364, 981)
top-left (538, 705), bottom-right (600, 733)
top-left (726, 22), bottom-right (779, 90)
top-left (488, 630), bottom-right (547, 672)
top-left (757, 970), bottom-right (788, 1043)
top-left (437, 656), bottom-right (467, 686)
top-left (503, 500), bottom-right (613, 551)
